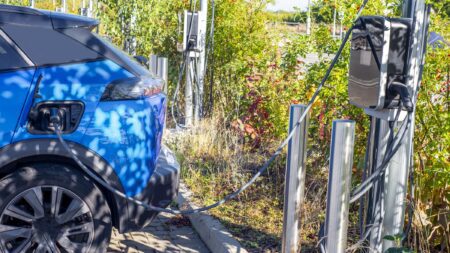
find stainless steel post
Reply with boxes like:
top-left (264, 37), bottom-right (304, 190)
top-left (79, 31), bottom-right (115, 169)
top-left (185, 56), bottom-right (194, 126)
top-left (381, 0), bottom-right (428, 251)
top-left (149, 55), bottom-right (158, 76)
top-left (306, 0), bottom-right (311, 35)
top-left (157, 57), bottom-right (169, 94)
top-left (369, 119), bottom-right (391, 253)
top-left (332, 0), bottom-right (337, 38)
top-left (324, 120), bottom-right (356, 253)
top-left (87, 0), bottom-right (93, 18)
top-left (195, 0), bottom-right (208, 122)
top-left (157, 57), bottom-right (169, 125)
top-left (281, 105), bottom-right (309, 253)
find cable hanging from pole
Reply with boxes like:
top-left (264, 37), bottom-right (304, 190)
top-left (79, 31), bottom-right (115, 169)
top-left (55, 0), bottom-right (371, 216)
top-left (172, 0), bottom-right (216, 126)
top-left (171, 0), bottom-right (198, 129)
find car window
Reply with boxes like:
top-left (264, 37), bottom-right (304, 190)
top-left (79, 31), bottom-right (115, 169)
top-left (91, 33), bottom-right (151, 77)
top-left (0, 32), bottom-right (28, 71)
top-left (1, 24), bottom-right (101, 66)
top-left (61, 28), bottom-right (152, 77)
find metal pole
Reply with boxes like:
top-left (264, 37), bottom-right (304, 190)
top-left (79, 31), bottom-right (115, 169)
top-left (332, 1), bottom-right (337, 38)
top-left (369, 119), bottom-right (391, 252)
top-left (324, 120), bottom-right (355, 253)
top-left (185, 56), bottom-right (194, 126)
top-left (88, 0), bottom-right (93, 18)
top-left (282, 105), bottom-right (309, 253)
top-left (339, 11), bottom-right (344, 40)
top-left (149, 55), bottom-right (159, 76)
top-left (381, 0), bottom-right (428, 251)
top-left (306, 0), bottom-right (311, 35)
top-left (30, 0), bottom-right (35, 8)
top-left (157, 57), bottom-right (169, 94)
top-left (157, 57), bottom-right (169, 126)
top-left (360, 117), bottom-right (377, 237)
top-left (195, 0), bottom-right (208, 121)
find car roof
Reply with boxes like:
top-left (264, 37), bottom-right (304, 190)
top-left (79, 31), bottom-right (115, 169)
top-left (0, 4), bottom-right (99, 30)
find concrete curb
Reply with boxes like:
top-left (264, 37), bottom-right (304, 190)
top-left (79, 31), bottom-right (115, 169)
top-left (177, 184), bottom-right (248, 253)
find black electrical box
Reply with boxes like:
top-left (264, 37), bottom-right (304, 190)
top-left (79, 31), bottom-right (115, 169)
top-left (348, 16), bottom-right (412, 110)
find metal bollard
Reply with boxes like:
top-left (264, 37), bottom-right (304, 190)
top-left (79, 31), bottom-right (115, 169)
top-left (149, 54), bottom-right (158, 76)
top-left (324, 120), bottom-right (356, 253)
top-left (282, 105), bottom-right (309, 253)
top-left (157, 57), bottom-right (169, 94)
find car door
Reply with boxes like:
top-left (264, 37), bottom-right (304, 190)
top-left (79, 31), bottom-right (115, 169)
top-left (0, 29), bottom-right (35, 148)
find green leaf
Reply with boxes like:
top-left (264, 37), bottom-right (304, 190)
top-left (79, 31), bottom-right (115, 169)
top-left (385, 247), bottom-right (415, 253)
top-left (383, 235), bottom-right (397, 241)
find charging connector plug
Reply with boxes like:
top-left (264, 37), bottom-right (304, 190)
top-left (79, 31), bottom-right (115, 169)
top-left (389, 82), bottom-right (414, 112)
top-left (49, 108), bottom-right (62, 126)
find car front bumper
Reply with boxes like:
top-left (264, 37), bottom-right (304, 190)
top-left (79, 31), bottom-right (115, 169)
top-left (124, 145), bottom-right (180, 231)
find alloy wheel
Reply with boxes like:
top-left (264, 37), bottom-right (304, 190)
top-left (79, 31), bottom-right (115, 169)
top-left (0, 186), bottom-right (94, 253)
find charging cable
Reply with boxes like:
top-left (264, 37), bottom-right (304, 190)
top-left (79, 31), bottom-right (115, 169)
top-left (52, 0), bottom-right (373, 215)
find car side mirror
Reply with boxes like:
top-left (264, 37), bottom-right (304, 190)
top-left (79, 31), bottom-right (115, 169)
top-left (134, 55), bottom-right (149, 66)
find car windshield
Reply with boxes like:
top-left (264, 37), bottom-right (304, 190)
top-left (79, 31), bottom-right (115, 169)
top-left (92, 33), bottom-right (151, 77)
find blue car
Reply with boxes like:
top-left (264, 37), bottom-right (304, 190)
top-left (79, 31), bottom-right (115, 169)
top-left (0, 5), bottom-right (179, 253)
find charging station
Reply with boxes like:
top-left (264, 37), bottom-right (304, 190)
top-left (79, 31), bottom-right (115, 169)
top-left (183, 11), bottom-right (201, 52)
top-left (0, 2), bottom-right (431, 253)
top-left (348, 16), bottom-right (413, 119)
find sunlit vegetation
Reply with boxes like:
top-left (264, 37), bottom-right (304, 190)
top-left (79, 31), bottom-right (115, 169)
top-left (0, 0), bottom-right (448, 251)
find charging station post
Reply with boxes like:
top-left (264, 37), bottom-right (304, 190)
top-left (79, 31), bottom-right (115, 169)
top-left (282, 105), bottom-right (309, 253)
top-left (183, 0), bottom-right (208, 126)
top-left (195, 0), bottom-right (208, 122)
top-left (361, 0), bottom-right (430, 251)
top-left (380, 0), bottom-right (429, 251)
top-left (185, 55), bottom-right (194, 126)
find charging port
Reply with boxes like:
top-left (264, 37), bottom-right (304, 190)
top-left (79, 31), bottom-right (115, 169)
top-left (28, 101), bottom-right (84, 134)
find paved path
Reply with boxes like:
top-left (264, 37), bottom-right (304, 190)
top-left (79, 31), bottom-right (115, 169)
top-left (109, 213), bottom-right (210, 253)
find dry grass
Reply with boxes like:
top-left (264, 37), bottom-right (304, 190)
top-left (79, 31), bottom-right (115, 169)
top-left (165, 116), bottom-right (331, 252)
top-left (164, 115), bottom-right (448, 252)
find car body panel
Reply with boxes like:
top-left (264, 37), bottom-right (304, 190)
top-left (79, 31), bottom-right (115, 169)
top-left (0, 4), bottom-right (177, 233)
top-left (0, 69), bottom-right (36, 148)
top-left (11, 59), bottom-right (166, 197)
top-left (83, 94), bottom-right (166, 196)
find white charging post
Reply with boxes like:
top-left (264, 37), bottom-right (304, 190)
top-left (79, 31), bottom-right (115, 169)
top-left (380, 0), bottom-right (429, 251)
top-left (183, 0), bottom-right (208, 126)
top-left (366, 0), bottom-right (429, 251)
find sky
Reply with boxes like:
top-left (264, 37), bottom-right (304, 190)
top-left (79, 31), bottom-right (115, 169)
top-left (267, 0), bottom-right (308, 12)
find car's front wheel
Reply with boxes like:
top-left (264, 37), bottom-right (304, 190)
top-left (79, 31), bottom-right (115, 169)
top-left (0, 164), bottom-right (112, 253)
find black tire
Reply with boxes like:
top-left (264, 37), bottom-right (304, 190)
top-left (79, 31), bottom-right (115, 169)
top-left (0, 164), bottom-right (112, 253)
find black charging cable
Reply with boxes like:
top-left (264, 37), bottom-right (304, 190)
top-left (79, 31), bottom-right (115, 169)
top-left (52, 21), bottom-right (359, 215)
top-left (51, 0), bottom-right (371, 216)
